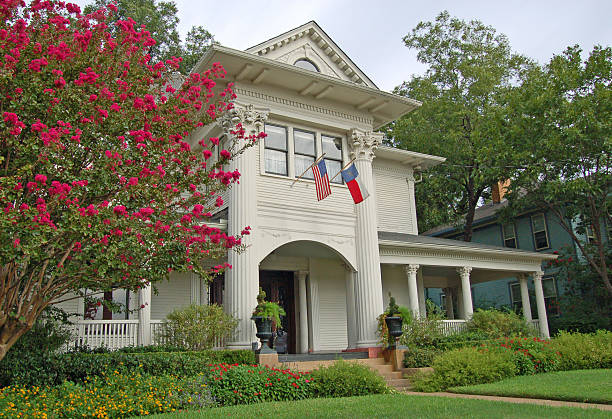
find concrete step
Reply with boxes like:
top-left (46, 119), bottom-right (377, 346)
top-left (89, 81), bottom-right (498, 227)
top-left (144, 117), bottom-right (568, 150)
top-left (386, 378), bottom-right (412, 389)
top-left (379, 371), bottom-right (403, 379)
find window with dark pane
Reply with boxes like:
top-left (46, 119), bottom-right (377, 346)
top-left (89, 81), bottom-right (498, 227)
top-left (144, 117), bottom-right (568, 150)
top-left (531, 213), bottom-right (550, 250)
top-left (502, 223), bottom-right (517, 248)
top-left (294, 129), bottom-right (316, 180)
top-left (509, 283), bottom-right (521, 313)
top-left (322, 135), bottom-right (343, 184)
top-left (543, 278), bottom-right (559, 316)
top-left (294, 58), bottom-right (319, 73)
top-left (264, 124), bottom-right (288, 176)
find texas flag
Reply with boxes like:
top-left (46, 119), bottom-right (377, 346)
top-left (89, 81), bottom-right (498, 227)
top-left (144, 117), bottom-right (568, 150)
top-left (341, 163), bottom-right (369, 204)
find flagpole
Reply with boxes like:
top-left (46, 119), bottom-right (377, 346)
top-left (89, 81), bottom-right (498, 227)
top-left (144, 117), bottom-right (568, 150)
top-left (290, 153), bottom-right (326, 187)
top-left (329, 158), bottom-right (356, 183)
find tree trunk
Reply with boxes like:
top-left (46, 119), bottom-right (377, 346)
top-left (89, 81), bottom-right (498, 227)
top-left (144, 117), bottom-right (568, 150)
top-left (0, 318), bottom-right (31, 362)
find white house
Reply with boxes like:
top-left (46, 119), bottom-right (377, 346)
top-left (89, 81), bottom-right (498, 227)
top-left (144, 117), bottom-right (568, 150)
top-left (59, 22), bottom-right (556, 353)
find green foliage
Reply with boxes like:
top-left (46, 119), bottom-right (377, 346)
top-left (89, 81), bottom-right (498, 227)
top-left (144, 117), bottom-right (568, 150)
top-left (550, 330), bottom-right (612, 370)
top-left (398, 301), bottom-right (445, 349)
top-left (0, 308), bottom-right (73, 387)
top-left (377, 294), bottom-right (412, 346)
top-left (411, 347), bottom-right (517, 392)
top-left (0, 349), bottom-right (254, 387)
top-left (308, 359), bottom-right (389, 398)
top-left (403, 346), bottom-right (442, 368)
top-left (160, 304), bottom-right (238, 351)
top-left (388, 11), bottom-right (532, 238)
top-left (252, 287), bottom-right (286, 325)
top-left (467, 309), bottom-right (536, 338)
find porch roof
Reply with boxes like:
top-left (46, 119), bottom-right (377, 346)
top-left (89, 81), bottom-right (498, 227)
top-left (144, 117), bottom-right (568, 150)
top-left (378, 231), bottom-right (556, 273)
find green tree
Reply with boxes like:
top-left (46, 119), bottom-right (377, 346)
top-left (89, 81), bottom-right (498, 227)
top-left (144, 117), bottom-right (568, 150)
top-left (504, 45), bottom-right (612, 296)
top-left (84, 0), bottom-right (215, 74)
top-left (387, 11), bottom-right (532, 239)
top-left (0, 2), bottom-right (258, 360)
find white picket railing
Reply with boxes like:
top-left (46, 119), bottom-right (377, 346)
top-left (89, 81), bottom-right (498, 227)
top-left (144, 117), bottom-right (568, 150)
top-left (150, 320), bottom-right (167, 345)
top-left (71, 320), bottom-right (139, 350)
top-left (440, 320), bottom-right (468, 335)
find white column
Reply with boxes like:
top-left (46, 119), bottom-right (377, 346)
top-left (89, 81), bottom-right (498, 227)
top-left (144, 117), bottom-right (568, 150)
top-left (404, 264), bottom-right (420, 318)
top-left (350, 129), bottom-right (385, 348)
top-left (457, 267), bottom-right (473, 319)
top-left (222, 105), bottom-right (268, 349)
top-left (307, 266), bottom-right (320, 352)
top-left (519, 274), bottom-right (532, 322)
top-left (532, 271), bottom-right (550, 338)
top-left (456, 287), bottom-right (465, 319)
top-left (297, 271), bottom-right (309, 354)
top-left (345, 268), bottom-right (358, 349)
top-left (417, 270), bottom-right (426, 318)
top-left (444, 287), bottom-right (455, 319)
top-left (138, 283), bottom-right (151, 346)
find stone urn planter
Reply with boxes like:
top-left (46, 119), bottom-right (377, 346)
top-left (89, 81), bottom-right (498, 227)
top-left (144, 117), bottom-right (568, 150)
top-left (385, 316), bottom-right (404, 349)
top-left (252, 316), bottom-right (275, 354)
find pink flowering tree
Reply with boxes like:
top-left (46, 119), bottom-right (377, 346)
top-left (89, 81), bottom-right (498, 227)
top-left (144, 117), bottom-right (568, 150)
top-left (0, 0), bottom-right (263, 360)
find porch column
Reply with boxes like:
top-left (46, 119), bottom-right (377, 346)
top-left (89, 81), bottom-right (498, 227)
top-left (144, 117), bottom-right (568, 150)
top-left (297, 271), bottom-right (309, 354)
top-left (345, 268), bottom-right (358, 349)
top-left (456, 287), bottom-right (465, 319)
top-left (443, 287), bottom-right (455, 319)
top-left (138, 283), bottom-right (151, 346)
top-left (222, 105), bottom-right (269, 349)
top-left (417, 270), bottom-right (426, 318)
top-left (190, 273), bottom-right (201, 305)
top-left (533, 271), bottom-right (550, 338)
top-left (404, 264), bottom-right (420, 318)
top-left (350, 129), bottom-right (384, 348)
top-left (519, 274), bottom-right (532, 322)
top-left (457, 267), bottom-right (473, 319)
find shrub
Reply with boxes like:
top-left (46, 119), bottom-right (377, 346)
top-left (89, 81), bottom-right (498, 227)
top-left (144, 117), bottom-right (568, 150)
top-left (403, 346), bottom-right (442, 368)
top-left (398, 301), bottom-right (445, 349)
top-left (0, 308), bottom-right (73, 387)
top-left (467, 309), bottom-right (536, 338)
top-left (160, 304), bottom-right (238, 351)
top-left (308, 359), bottom-right (389, 398)
top-left (411, 347), bottom-right (517, 392)
top-left (550, 330), bottom-right (612, 370)
top-left (204, 363), bottom-right (312, 405)
top-left (0, 349), bottom-right (254, 387)
top-left (491, 337), bottom-right (560, 374)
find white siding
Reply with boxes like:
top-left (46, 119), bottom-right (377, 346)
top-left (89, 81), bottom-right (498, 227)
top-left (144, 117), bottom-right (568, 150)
top-left (312, 259), bottom-right (348, 351)
top-left (52, 293), bottom-right (81, 320)
top-left (373, 160), bottom-right (417, 234)
top-left (150, 273), bottom-right (192, 320)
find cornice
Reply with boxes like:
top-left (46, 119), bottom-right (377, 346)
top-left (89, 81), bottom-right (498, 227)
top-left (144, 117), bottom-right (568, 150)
top-left (234, 87), bottom-right (373, 126)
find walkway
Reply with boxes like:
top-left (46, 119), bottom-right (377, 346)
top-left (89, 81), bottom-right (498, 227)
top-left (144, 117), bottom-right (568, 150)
top-left (402, 391), bottom-right (612, 412)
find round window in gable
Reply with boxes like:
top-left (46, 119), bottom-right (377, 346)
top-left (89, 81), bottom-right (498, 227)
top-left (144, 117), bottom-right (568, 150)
top-left (294, 58), bottom-right (320, 73)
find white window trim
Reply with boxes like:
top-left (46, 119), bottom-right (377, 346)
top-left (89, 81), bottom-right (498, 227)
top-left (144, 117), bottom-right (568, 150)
top-left (531, 213), bottom-right (550, 250)
top-left (502, 223), bottom-right (517, 248)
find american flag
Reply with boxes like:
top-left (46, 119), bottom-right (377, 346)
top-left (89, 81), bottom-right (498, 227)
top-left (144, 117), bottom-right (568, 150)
top-left (312, 159), bottom-right (332, 201)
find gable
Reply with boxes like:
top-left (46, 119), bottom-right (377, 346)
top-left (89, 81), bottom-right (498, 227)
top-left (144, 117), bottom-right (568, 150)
top-left (245, 21), bottom-right (377, 89)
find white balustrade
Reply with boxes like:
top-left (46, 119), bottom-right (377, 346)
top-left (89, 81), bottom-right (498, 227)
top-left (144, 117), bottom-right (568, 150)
top-left (440, 319), bottom-right (468, 336)
top-left (70, 320), bottom-right (139, 350)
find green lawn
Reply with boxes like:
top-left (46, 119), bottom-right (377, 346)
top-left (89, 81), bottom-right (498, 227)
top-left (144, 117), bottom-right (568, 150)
top-left (148, 394), bottom-right (610, 419)
top-left (450, 369), bottom-right (612, 404)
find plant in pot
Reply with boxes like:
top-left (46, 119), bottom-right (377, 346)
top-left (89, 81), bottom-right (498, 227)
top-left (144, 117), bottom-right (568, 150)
top-left (377, 293), bottom-right (412, 349)
top-left (251, 287), bottom-right (286, 353)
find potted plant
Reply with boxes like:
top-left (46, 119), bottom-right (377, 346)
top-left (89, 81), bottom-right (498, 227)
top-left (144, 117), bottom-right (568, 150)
top-left (377, 293), bottom-right (411, 351)
top-left (251, 287), bottom-right (286, 353)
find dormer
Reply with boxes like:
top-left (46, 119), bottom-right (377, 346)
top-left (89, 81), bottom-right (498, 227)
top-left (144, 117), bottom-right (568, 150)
top-left (245, 21), bottom-right (377, 88)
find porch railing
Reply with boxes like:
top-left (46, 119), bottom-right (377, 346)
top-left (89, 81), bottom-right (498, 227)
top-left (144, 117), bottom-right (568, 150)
top-left (440, 320), bottom-right (468, 335)
top-left (70, 319), bottom-right (139, 350)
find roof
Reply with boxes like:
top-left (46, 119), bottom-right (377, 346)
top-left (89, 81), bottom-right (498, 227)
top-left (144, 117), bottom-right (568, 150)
top-left (375, 146), bottom-right (445, 170)
top-left (194, 44), bottom-right (421, 130)
top-left (245, 21), bottom-right (377, 89)
top-left (423, 200), bottom-right (508, 236)
top-left (378, 231), bottom-right (557, 261)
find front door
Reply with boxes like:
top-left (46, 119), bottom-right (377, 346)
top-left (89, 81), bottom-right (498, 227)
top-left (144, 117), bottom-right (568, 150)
top-left (259, 270), bottom-right (296, 354)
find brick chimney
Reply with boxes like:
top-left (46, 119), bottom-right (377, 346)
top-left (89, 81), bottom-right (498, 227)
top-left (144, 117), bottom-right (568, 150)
top-left (492, 179), bottom-right (511, 204)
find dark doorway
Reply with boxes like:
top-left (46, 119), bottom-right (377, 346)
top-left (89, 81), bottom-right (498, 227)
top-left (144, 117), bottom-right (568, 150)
top-left (259, 270), bottom-right (296, 354)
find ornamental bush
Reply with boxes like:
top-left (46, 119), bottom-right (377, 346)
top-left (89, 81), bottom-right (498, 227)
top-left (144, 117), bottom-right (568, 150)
top-left (160, 303), bottom-right (238, 350)
top-left (308, 359), bottom-right (389, 398)
top-left (0, 0), bottom-right (263, 360)
top-left (411, 346), bottom-right (517, 392)
top-left (550, 330), bottom-right (612, 370)
top-left (467, 309), bottom-right (536, 338)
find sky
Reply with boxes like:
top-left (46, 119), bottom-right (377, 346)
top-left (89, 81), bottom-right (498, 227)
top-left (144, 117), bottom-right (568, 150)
top-left (73, 0), bottom-right (611, 92)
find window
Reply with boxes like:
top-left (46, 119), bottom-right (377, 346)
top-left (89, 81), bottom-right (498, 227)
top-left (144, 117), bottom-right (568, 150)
top-left (84, 289), bottom-right (130, 320)
top-left (264, 124), bottom-right (288, 176)
top-left (509, 282), bottom-right (522, 312)
top-left (440, 293), bottom-right (446, 311)
top-left (586, 225), bottom-right (596, 244)
top-left (322, 135), bottom-right (343, 184)
top-left (502, 223), bottom-right (517, 248)
top-left (543, 277), bottom-right (559, 316)
top-left (294, 129), bottom-right (316, 180)
top-left (294, 58), bottom-right (319, 72)
top-left (531, 213), bottom-right (550, 250)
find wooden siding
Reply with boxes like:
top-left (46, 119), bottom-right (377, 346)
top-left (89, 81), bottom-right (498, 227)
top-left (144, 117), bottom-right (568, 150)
top-left (312, 259), bottom-right (348, 351)
top-left (150, 273), bottom-right (192, 320)
top-left (373, 160), bottom-right (416, 234)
